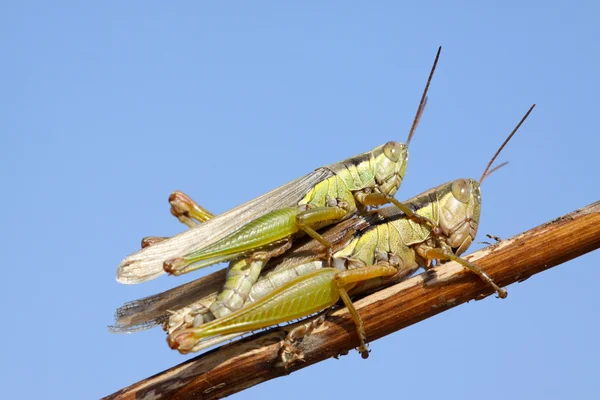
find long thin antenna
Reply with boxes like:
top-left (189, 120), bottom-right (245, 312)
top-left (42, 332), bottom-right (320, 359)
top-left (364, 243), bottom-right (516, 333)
top-left (481, 161), bottom-right (509, 182)
top-left (406, 46), bottom-right (441, 147)
top-left (479, 104), bottom-right (536, 184)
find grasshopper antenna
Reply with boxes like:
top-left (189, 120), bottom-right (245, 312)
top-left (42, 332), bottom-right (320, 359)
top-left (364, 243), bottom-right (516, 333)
top-left (481, 161), bottom-right (509, 182)
top-left (479, 104), bottom-right (536, 184)
top-left (406, 46), bottom-right (441, 147)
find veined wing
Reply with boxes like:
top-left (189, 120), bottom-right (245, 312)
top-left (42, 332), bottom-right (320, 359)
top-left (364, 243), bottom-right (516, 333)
top-left (117, 168), bottom-right (333, 284)
top-left (110, 268), bottom-right (226, 332)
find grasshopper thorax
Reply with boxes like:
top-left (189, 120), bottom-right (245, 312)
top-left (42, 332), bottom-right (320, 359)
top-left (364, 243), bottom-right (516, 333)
top-left (437, 178), bottom-right (482, 257)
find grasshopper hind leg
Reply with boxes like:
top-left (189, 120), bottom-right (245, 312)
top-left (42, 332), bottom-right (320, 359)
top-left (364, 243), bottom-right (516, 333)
top-left (210, 241), bottom-right (292, 319)
top-left (165, 206), bottom-right (348, 275)
top-left (141, 191), bottom-right (215, 249)
top-left (168, 264), bottom-right (398, 355)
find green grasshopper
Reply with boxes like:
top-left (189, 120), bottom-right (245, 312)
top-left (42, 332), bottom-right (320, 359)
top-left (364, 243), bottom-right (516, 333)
top-left (112, 105), bottom-right (534, 359)
top-left (116, 48), bottom-right (441, 285)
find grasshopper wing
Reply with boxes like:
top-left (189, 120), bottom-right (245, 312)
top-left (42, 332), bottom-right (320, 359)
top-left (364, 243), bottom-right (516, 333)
top-left (117, 168), bottom-right (333, 284)
top-left (110, 269), bottom-right (225, 332)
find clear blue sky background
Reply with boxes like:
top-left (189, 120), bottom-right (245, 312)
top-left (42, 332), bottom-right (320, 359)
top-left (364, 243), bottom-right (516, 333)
top-left (1, 2), bottom-right (599, 399)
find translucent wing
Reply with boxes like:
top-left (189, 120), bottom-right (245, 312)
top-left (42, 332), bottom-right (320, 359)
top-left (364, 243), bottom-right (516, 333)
top-left (110, 269), bottom-right (226, 332)
top-left (117, 168), bottom-right (333, 284)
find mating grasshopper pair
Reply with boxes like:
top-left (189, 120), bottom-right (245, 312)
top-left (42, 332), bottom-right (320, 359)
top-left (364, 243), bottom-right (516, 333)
top-left (113, 48), bottom-right (535, 361)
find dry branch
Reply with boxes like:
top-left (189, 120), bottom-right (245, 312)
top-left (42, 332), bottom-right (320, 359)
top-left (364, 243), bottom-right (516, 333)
top-left (104, 200), bottom-right (600, 400)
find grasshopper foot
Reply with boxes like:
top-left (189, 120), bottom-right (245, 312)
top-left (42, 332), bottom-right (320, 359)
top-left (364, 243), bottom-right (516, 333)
top-left (359, 346), bottom-right (370, 359)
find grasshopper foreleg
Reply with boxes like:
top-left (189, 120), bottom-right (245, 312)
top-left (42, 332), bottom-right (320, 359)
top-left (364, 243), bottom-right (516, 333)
top-left (417, 243), bottom-right (508, 298)
top-left (356, 192), bottom-right (440, 234)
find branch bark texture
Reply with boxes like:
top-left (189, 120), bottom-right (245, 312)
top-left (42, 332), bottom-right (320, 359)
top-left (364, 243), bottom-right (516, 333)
top-left (104, 200), bottom-right (600, 400)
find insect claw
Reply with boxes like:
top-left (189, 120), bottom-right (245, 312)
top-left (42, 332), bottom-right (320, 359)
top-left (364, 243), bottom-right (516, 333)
top-left (486, 233), bottom-right (502, 242)
top-left (359, 346), bottom-right (371, 359)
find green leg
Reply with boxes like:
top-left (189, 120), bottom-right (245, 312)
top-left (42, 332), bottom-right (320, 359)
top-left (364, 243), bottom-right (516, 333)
top-left (333, 264), bottom-right (398, 358)
top-left (296, 206), bottom-right (348, 266)
top-left (167, 264), bottom-right (397, 355)
top-left (141, 191), bottom-right (215, 249)
top-left (164, 206), bottom-right (347, 275)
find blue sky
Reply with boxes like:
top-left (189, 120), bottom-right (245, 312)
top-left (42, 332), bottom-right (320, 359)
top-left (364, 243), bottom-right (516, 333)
top-left (1, 2), bottom-right (599, 399)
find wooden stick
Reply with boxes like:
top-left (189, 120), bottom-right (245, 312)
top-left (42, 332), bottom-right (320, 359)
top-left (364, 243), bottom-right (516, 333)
top-left (104, 200), bottom-right (600, 400)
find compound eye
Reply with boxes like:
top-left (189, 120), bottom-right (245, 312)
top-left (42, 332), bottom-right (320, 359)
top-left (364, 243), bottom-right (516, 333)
top-left (473, 184), bottom-right (482, 204)
top-left (383, 141), bottom-right (405, 162)
top-left (451, 179), bottom-right (471, 203)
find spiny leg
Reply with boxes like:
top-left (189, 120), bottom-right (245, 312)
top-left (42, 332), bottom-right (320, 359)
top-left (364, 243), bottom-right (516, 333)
top-left (418, 244), bottom-right (507, 298)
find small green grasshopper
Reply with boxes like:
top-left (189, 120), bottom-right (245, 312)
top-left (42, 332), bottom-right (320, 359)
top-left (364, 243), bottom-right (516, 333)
top-left (116, 48), bottom-right (442, 284)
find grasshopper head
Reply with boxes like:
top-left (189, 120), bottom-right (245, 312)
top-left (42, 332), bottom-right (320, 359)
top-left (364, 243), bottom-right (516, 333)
top-left (372, 141), bottom-right (409, 197)
top-left (437, 178), bottom-right (482, 256)
top-left (435, 105), bottom-right (534, 257)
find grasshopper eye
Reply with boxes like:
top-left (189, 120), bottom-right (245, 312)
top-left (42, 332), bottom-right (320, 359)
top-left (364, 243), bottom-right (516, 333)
top-left (474, 186), bottom-right (482, 204)
top-left (383, 141), bottom-right (406, 162)
top-left (451, 179), bottom-right (471, 203)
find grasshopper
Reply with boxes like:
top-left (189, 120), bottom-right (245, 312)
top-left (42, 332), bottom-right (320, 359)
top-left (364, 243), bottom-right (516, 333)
top-left (166, 105), bottom-right (535, 357)
top-left (116, 48), bottom-right (442, 284)
top-left (111, 105), bottom-right (535, 359)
